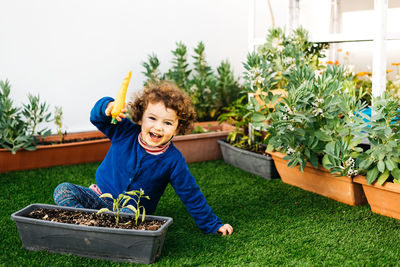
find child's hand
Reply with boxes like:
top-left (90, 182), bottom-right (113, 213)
top-left (217, 224), bottom-right (233, 236)
top-left (105, 101), bottom-right (128, 122)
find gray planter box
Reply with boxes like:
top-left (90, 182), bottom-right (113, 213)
top-left (11, 203), bottom-right (173, 264)
top-left (218, 139), bottom-right (279, 179)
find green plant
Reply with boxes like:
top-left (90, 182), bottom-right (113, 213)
top-left (351, 93), bottom-right (400, 185)
top-left (265, 65), bottom-right (365, 171)
top-left (0, 80), bottom-right (35, 153)
top-left (215, 60), bottom-right (242, 108)
top-left (256, 27), bottom-right (329, 91)
top-left (54, 106), bottom-right (64, 143)
top-left (165, 42), bottom-right (192, 94)
top-left (190, 41), bottom-right (218, 120)
top-left (319, 82), bottom-right (367, 177)
top-left (218, 95), bottom-right (263, 152)
top-left (0, 80), bottom-right (53, 154)
top-left (141, 53), bottom-right (163, 86)
top-left (22, 94), bottom-right (52, 138)
top-left (97, 189), bottom-right (150, 226)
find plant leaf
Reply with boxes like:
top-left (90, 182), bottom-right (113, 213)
top-left (97, 208), bottom-right (111, 214)
top-left (142, 208), bottom-right (146, 223)
top-left (99, 193), bottom-right (113, 199)
top-left (391, 167), bottom-right (400, 180)
top-left (125, 190), bottom-right (139, 196)
top-left (125, 205), bottom-right (137, 214)
top-left (359, 158), bottom-right (374, 170)
top-left (385, 159), bottom-right (396, 171)
top-left (366, 166), bottom-right (379, 184)
top-left (315, 130), bottom-right (332, 142)
top-left (377, 160), bottom-right (385, 173)
top-left (377, 169), bottom-right (390, 186)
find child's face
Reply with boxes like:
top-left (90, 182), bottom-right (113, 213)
top-left (138, 101), bottom-right (179, 146)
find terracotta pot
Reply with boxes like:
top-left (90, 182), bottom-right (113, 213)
top-left (353, 176), bottom-right (400, 220)
top-left (0, 131), bottom-right (110, 173)
top-left (173, 122), bottom-right (235, 163)
top-left (269, 151), bottom-right (367, 206)
top-left (1, 122), bottom-right (234, 173)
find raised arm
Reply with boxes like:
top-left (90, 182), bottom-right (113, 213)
top-left (90, 96), bottom-right (131, 141)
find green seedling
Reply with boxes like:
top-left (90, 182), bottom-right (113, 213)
top-left (97, 189), bottom-right (150, 226)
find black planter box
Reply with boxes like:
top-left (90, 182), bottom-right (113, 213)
top-left (11, 203), bottom-right (173, 264)
top-left (218, 139), bottom-right (280, 179)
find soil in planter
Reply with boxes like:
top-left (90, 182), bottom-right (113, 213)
top-left (26, 208), bottom-right (165, 231)
top-left (228, 141), bottom-right (268, 156)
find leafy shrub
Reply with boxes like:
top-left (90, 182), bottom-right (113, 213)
top-left (265, 65), bottom-right (366, 172)
top-left (351, 93), bottom-right (400, 184)
top-left (0, 79), bottom-right (53, 153)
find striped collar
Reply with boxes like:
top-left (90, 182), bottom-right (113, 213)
top-left (138, 132), bottom-right (171, 155)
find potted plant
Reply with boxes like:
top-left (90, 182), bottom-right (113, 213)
top-left (0, 79), bottom-right (112, 173)
top-left (11, 190), bottom-right (173, 264)
top-left (352, 93), bottom-right (400, 219)
top-left (217, 96), bottom-right (279, 179)
top-left (264, 63), bottom-right (367, 206)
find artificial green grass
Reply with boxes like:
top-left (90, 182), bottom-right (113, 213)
top-left (2, 160), bottom-right (400, 266)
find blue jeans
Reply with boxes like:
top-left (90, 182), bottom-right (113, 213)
top-left (53, 183), bottom-right (134, 214)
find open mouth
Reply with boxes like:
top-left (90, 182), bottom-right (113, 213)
top-left (150, 132), bottom-right (162, 140)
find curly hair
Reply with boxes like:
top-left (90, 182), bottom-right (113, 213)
top-left (129, 81), bottom-right (196, 135)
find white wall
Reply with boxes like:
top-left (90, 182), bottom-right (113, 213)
top-left (0, 0), bottom-right (249, 133)
top-left (3, 0), bottom-right (400, 133)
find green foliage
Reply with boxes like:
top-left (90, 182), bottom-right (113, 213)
top-left (0, 80), bottom-right (53, 154)
top-left (236, 27), bottom-right (331, 160)
top-left (266, 65), bottom-right (366, 172)
top-left (217, 95), bottom-right (263, 151)
top-left (22, 94), bottom-right (52, 138)
top-left (97, 189), bottom-right (150, 226)
top-left (141, 53), bottom-right (163, 86)
top-left (253, 27), bottom-right (329, 92)
top-left (54, 106), bottom-right (64, 143)
top-left (141, 41), bottom-right (242, 121)
top-left (352, 93), bottom-right (400, 185)
top-left (165, 42), bottom-right (192, 93)
top-left (0, 80), bottom-right (35, 154)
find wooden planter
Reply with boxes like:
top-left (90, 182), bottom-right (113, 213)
top-left (269, 151), bottom-right (367, 206)
top-left (173, 122), bottom-right (234, 163)
top-left (353, 176), bottom-right (400, 220)
top-left (1, 122), bottom-right (234, 173)
top-left (0, 131), bottom-right (110, 173)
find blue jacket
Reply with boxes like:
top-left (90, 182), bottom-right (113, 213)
top-left (90, 97), bottom-right (223, 233)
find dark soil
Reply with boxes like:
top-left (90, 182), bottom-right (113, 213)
top-left (228, 141), bottom-right (268, 156)
top-left (26, 208), bottom-right (165, 231)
